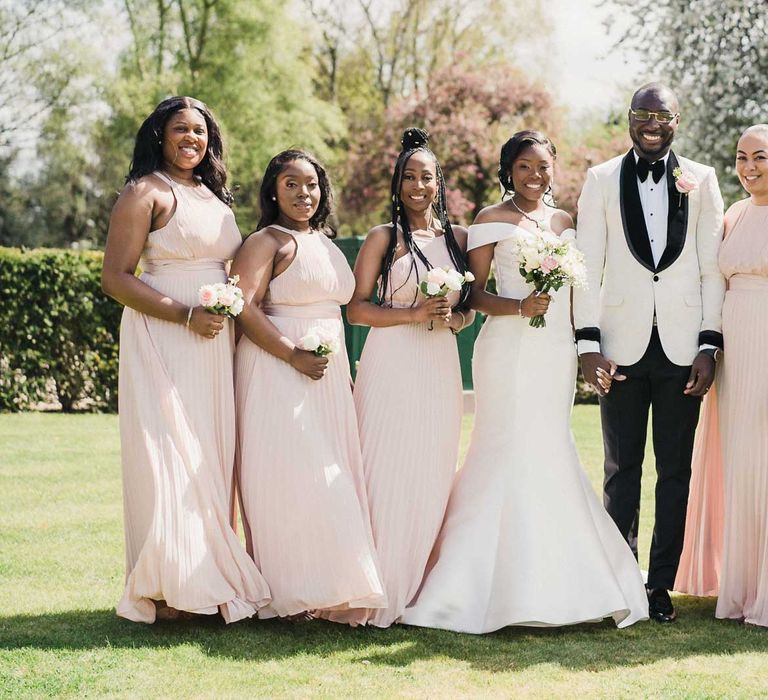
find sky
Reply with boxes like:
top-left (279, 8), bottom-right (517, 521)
top-left (540, 0), bottom-right (645, 114)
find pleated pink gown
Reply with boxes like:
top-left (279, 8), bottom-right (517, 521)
top-left (353, 231), bottom-right (463, 627)
top-left (235, 225), bottom-right (385, 621)
top-left (117, 172), bottom-right (271, 624)
top-left (676, 200), bottom-right (768, 626)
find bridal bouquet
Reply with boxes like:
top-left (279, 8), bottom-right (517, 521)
top-left (514, 230), bottom-right (587, 328)
top-left (198, 275), bottom-right (245, 318)
top-left (299, 326), bottom-right (341, 357)
top-left (419, 266), bottom-right (475, 329)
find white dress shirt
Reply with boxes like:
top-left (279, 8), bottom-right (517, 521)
top-left (634, 151), bottom-right (669, 267)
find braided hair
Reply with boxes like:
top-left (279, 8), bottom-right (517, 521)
top-left (379, 127), bottom-right (470, 309)
top-left (498, 130), bottom-right (557, 206)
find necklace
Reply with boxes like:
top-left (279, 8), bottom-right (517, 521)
top-left (509, 197), bottom-right (545, 230)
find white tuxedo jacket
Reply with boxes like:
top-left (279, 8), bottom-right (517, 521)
top-left (573, 150), bottom-right (725, 366)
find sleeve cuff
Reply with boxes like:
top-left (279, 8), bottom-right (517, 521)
top-left (577, 340), bottom-right (602, 355)
top-left (698, 330), bottom-right (724, 349)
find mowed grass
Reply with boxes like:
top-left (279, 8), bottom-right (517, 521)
top-left (1, 411), bottom-right (768, 699)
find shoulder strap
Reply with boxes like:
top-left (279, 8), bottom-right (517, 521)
top-left (153, 171), bottom-right (177, 190)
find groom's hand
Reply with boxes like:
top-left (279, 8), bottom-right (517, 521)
top-left (580, 352), bottom-right (626, 396)
top-left (684, 352), bottom-right (715, 397)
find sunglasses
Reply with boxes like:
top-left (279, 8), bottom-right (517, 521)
top-left (630, 109), bottom-right (679, 124)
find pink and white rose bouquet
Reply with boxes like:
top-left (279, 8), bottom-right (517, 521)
top-left (299, 326), bottom-right (341, 357)
top-left (418, 266), bottom-right (475, 329)
top-left (198, 275), bottom-right (245, 318)
top-left (513, 229), bottom-right (587, 328)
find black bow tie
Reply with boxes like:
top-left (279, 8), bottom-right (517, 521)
top-left (637, 158), bottom-right (665, 184)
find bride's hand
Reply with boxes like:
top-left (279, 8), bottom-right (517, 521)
top-left (520, 291), bottom-right (551, 318)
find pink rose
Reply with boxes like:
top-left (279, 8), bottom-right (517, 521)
top-left (198, 285), bottom-right (218, 307)
top-left (675, 171), bottom-right (698, 194)
top-left (540, 256), bottom-right (559, 273)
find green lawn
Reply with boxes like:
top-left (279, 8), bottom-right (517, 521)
top-left (1, 410), bottom-right (767, 699)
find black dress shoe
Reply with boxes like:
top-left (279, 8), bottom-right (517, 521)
top-left (647, 588), bottom-right (676, 623)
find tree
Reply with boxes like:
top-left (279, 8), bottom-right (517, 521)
top-left (608, 0), bottom-right (768, 203)
top-left (298, 0), bottom-right (548, 112)
top-left (88, 0), bottom-right (345, 236)
top-left (0, 0), bottom-right (93, 148)
top-left (339, 63), bottom-right (554, 234)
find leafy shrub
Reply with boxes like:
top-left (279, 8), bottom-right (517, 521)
top-left (0, 247), bottom-right (121, 412)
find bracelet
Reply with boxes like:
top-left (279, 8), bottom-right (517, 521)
top-left (517, 299), bottom-right (523, 317)
top-left (185, 306), bottom-right (194, 328)
top-left (451, 310), bottom-right (466, 335)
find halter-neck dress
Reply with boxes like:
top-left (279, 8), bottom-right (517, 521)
top-left (351, 229), bottom-right (463, 627)
top-left (234, 225), bottom-right (386, 622)
top-left (117, 171), bottom-right (271, 623)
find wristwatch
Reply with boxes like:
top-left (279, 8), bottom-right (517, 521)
top-left (701, 347), bottom-right (722, 362)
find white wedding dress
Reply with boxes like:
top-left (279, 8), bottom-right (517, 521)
top-left (401, 220), bottom-right (649, 633)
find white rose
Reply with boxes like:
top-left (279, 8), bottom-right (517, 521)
top-left (316, 327), bottom-right (336, 346)
top-left (426, 267), bottom-right (449, 285)
top-left (299, 333), bottom-right (321, 352)
top-left (217, 286), bottom-right (237, 307)
top-left (463, 271), bottom-right (475, 283)
top-left (520, 247), bottom-right (541, 265)
top-left (229, 296), bottom-right (244, 316)
top-left (426, 281), bottom-right (442, 296)
top-left (444, 269), bottom-right (465, 291)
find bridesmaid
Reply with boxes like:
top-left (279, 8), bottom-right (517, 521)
top-left (676, 124), bottom-right (768, 627)
top-left (344, 127), bottom-right (473, 627)
top-left (232, 150), bottom-right (386, 622)
top-left (102, 96), bottom-right (271, 623)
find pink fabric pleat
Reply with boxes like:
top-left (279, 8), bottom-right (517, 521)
top-left (674, 382), bottom-right (724, 597)
top-left (117, 173), bottom-right (271, 623)
top-left (348, 233), bottom-right (463, 628)
top-left (235, 228), bottom-right (385, 622)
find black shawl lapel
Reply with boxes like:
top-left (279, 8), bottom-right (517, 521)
top-left (656, 150), bottom-right (689, 272)
top-left (619, 150), bottom-right (655, 272)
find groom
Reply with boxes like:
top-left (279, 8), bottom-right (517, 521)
top-left (574, 83), bottom-right (725, 623)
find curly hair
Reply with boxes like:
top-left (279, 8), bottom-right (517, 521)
top-left (127, 96), bottom-right (233, 205)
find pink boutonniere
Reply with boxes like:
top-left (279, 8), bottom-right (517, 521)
top-left (672, 167), bottom-right (698, 206)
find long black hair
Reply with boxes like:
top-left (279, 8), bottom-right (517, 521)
top-left (379, 127), bottom-right (470, 308)
top-left (127, 96), bottom-right (233, 205)
top-left (257, 149), bottom-right (334, 234)
top-left (498, 130), bottom-right (557, 205)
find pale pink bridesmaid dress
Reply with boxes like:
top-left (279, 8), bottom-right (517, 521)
top-left (235, 225), bottom-right (386, 622)
top-left (676, 199), bottom-right (768, 627)
top-left (351, 230), bottom-right (463, 627)
top-left (117, 172), bottom-right (271, 623)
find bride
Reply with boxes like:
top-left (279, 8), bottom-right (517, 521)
top-left (401, 131), bottom-right (648, 633)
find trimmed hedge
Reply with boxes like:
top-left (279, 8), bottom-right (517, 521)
top-left (0, 244), bottom-right (596, 413)
top-left (0, 247), bottom-right (121, 412)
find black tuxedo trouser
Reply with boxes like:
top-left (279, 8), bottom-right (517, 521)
top-left (599, 327), bottom-right (701, 590)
